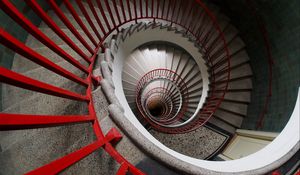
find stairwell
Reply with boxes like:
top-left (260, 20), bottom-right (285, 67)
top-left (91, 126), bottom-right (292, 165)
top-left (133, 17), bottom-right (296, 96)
top-left (0, 0), bottom-right (299, 175)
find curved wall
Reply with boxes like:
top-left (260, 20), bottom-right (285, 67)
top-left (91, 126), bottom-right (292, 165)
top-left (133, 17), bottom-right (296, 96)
top-left (113, 25), bottom-right (209, 127)
top-left (110, 24), bottom-right (300, 174)
top-left (210, 0), bottom-right (300, 132)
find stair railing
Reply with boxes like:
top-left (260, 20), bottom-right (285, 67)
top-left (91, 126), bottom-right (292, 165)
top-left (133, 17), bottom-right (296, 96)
top-left (0, 0), bottom-right (230, 173)
top-left (136, 68), bottom-right (189, 130)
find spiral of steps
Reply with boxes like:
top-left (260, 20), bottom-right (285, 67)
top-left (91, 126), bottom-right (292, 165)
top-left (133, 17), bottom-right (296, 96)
top-left (1, 0), bottom-right (251, 171)
top-left (116, 19), bottom-right (253, 135)
top-left (123, 43), bottom-right (203, 130)
top-left (105, 20), bottom-right (252, 158)
top-left (1, 0), bottom-right (298, 175)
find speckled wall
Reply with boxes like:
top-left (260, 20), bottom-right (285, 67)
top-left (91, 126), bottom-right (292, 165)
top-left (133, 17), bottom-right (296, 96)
top-left (0, 0), bottom-right (62, 110)
top-left (210, 0), bottom-right (300, 132)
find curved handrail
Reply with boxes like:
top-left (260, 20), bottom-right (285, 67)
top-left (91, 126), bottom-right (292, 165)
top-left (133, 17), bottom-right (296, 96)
top-left (0, 0), bottom-right (231, 173)
top-left (142, 87), bottom-right (178, 120)
top-left (136, 68), bottom-right (189, 129)
top-left (245, 0), bottom-right (273, 130)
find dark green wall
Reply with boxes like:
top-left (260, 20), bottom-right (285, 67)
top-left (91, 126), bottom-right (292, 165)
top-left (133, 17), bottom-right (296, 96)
top-left (0, 0), bottom-right (62, 111)
top-left (211, 0), bottom-right (300, 132)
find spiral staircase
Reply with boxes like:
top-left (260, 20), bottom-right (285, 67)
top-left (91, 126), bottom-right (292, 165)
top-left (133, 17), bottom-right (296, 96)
top-left (0, 0), bottom-right (299, 175)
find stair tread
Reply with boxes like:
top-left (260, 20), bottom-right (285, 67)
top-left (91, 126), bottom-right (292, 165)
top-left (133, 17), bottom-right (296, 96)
top-left (208, 116), bottom-right (236, 134)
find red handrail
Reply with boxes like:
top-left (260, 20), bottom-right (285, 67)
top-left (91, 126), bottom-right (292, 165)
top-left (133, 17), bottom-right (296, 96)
top-left (246, 0), bottom-right (273, 129)
top-left (49, 0), bottom-right (95, 53)
top-left (0, 29), bottom-right (89, 87)
top-left (142, 87), bottom-right (179, 121)
top-left (0, 113), bottom-right (93, 130)
top-left (0, 0), bottom-right (90, 74)
top-left (0, 67), bottom-right (89, 101)
top-left (0, 0), bottom-right (231, 173)
top-left (76, 0), bottom-right (103, 40)
top-left (135, 69), bottom-right (190, 131)
top-left (64, 1), bottom-right (98, 46)
top-left (86, 0), bottom-right (106, 36)
top-left (25, 0), bottom-right (92, 62)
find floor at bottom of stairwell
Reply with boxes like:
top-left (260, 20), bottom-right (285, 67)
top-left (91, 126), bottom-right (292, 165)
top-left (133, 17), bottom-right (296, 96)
top-left (149, 126), bottom-right (229, 159)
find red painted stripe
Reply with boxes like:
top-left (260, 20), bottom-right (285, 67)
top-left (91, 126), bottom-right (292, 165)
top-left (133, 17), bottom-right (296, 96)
top-left (112, 0), bottom-right (122, 24)
top-left (104, 0), bottom-right (118, 31)
top-left (25, 0), bottom-right (92, 63)
top-left (86, 0), bottom-right (106, 36)
top-left (0, 0), bottom-right (90, 74)
top-left (117, 163), bottom-right (129, 175)
top-left (246, 0), bottom-right (273, 129)
top-left (0, 29), bottom-right (89, 87)
top-left (48, 0), bottom-right (96, 52)
top-left (0, 67), bottom-right (89, 101)
top-left (64, 0), bottom-right (99, 46)
top-left (26, 140), bottom-right (105, 175)
top-left (119, 0), bottom-right (127, 22)
top-left (75, 0), bottom-right (103, 41)
top-left (127, 0), bottom-right (133, 21)
top-left (0, 114), bottom-right (93, 130)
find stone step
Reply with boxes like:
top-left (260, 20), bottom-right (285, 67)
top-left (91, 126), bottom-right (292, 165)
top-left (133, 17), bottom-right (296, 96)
top-left (149, 125), bottom-right (228, 159)
top-left (214, 77), bottom-right (252, 90)
top-left (26, 28), bottom-right (93, 56)
top-left (11, 44), bottom-right (89, 74)
top-left (2, 82), bottom-right (87, 115)
top-left (81, 2), bottom-right (114, 31)
top-left (208, 116), bottom-right (236, 134)
top-left (214, 63), bottom-right (252, 82)
top-left (219, 101), bottom-right (248, 116)
top-left (2, 57), bottom-right (87, 110)
top-left (0, 122), bottom-right (94, 174)
top-left (40, 10), bottom-right (100, 41)
top-left (214, 108), bottom-right (244, 128)
top-left (212, 50), bottom-right (250, 74)
top-left (92, 86), bottom-right (147, 171)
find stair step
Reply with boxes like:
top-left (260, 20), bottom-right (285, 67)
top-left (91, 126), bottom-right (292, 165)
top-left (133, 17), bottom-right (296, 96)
top-left (220, 101), bottom-right (248, 115)
top-left (0, 122), bottom-right (93, 174)
top-left (40, 10), bottom-right (100, 39)
top-left (26, 28), bottom-right (92, 55)
top-left (2, 83), bottom-right (87, 115)
top-left (230, 64), bottom-right (252, 79)
top-left (11, 44), bottom-right (88, 74)
top-left (214, 109), bottom-right (244, 128)
top-left (208, 116), bottom-right (236, 134)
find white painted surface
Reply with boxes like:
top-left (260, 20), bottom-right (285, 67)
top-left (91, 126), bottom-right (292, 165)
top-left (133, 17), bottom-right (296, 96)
top-left (114, 26), bottom-right (209, 125)
top-left (222, 135), bottom-right (272, 160)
